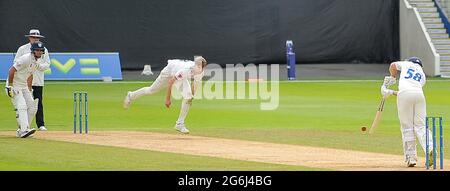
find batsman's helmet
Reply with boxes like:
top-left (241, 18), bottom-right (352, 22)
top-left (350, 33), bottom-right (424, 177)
top-left (408, 57), bottom-right (422, 67)
top-left (30, 41), bottom-right (45, 51)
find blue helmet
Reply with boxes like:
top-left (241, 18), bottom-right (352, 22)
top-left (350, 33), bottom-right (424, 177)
top-left (30, 41), bottom-right (45, 51)
top-left (408, 57), bottom-right (422, 67)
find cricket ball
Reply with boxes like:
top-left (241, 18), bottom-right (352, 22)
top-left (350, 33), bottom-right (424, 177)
top-left (361, 126), bottom-right (367, 132)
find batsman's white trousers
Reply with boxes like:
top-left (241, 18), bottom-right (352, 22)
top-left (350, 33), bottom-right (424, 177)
top-left (397, 89), bottom-right (432, 159)
top-left (10, 88), bottom-right (37, 131)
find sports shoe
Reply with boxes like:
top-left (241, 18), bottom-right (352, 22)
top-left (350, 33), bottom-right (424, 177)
top-left (406, 155), bottom-right (417, 167)
top-left (38, 126), bottom-right (47, 131)
top-left (18, 128), bottom-right (36, 138)
top-left (16, 128), bottom-right (21, 138)
top-left (175, 123), bottom-right (190, 134)
top-left (123, 91), bottom-right (132, 109)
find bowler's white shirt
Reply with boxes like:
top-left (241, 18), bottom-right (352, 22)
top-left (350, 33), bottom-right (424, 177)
top-left (166, 59), bottom-right (204, 82)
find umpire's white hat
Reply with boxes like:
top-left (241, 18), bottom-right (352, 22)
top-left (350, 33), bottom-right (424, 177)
top-left (25, 29), bottom-right (45, 38)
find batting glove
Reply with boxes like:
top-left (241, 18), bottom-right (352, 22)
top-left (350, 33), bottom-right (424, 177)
top-left (383, 76), bottom-right (396, 87)
top-left (5, 86), bottom-right (13, 98)
top-left (380, 85), bottom-right (395, 98)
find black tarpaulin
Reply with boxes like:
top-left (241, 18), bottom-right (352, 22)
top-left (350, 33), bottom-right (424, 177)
top-left (0, 0), bottom-right (399, 69)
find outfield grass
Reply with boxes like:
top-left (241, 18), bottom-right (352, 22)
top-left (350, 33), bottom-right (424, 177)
top-left (1, 80), bottom-right (449, 170)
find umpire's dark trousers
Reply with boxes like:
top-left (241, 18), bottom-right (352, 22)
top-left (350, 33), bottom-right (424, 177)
top-left (32, 86), bottom-right (45, 127)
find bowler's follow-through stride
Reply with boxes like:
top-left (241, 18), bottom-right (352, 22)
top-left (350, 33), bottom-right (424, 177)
top-left (123, 56), bottom-right (207, 134)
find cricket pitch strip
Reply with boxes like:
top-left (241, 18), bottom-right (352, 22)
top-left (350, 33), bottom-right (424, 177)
top-left (1, 131), bottom-right (448, 171)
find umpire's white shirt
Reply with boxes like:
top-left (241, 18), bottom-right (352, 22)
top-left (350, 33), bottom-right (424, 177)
top-left (14, 43), bottom-right (50, 86)
top-left (12, 53), bottom-right (39, 89)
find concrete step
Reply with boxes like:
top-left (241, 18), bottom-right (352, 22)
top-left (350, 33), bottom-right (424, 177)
top-left (431, 33), bottom-right (449, 38)
top-left (440, 55), bottom-right (450, 61)
top-left (432, 39), bottom-right (450, 44)
top-left (415, 0), bottom-right (450, 69)
top-left (437, 48), bottom-right (450, 54)
top-left (410, 2), bottom-right (435, 7)
top-left (440, 60), bottom-right (450, 65)
top-left (428, 28), bottom-right (447, 34)
top-left (410, 2), bottom-right (434, 7)
top-left (441, 72), bottom-right (450, 78)
top-left (423, 18), bottom-right (442, 23)
top-left (426, 23), bottom-right (444, 28)
top-left (417, 7), bottom-right (437, 12)
top-left (409, 0), bottom-right (433, 1)
top-left (435, 44), bottom-right (450, 49)
top-left (420, 12), bottom-right (439, 17)
top-left (409, 0), bottom-right (433, 2)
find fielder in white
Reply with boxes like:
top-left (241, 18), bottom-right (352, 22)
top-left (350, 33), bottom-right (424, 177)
top-left (123, 56), bottom-right (207, 134)
top-left (5, 42), bottom-right (48, 138)
top-left (381, 57), bottom-right (432, 167)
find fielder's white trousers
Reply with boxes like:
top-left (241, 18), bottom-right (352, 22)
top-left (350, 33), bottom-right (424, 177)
top-left (397, 89), bottom-right (432, 160)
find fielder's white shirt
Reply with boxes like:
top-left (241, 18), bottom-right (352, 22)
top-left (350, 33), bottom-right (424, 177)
top-left (394, 61), bottom-right (426, 92)
top-left (14, 43), bottom-right (50, 86)
top-left (12, 53), bottom-right (39, 89)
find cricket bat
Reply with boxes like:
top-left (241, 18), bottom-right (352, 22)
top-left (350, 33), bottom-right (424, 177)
top-left (368, 97), bottom-right (386, 134)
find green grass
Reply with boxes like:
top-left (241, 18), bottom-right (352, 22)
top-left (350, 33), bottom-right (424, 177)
top-left (1, 80), bottom-right (450, 170)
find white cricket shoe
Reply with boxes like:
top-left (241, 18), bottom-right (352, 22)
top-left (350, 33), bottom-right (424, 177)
top-left (16, 128), bottom-right (21, 138)
top-left (406, 155), bottom-right (417, 167)
top-left (123, 91), bottom-right (132, 109)
top-left (18, 128), bottom-right (36, 138)
top-left (175, 123), bottom-right (190, 134)
top-left (38, 126), bottom-right (47, 131)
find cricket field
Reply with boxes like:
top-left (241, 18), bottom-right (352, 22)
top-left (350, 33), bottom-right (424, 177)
top-left (1, 80), bottom-right (449, 171)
